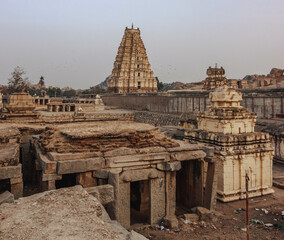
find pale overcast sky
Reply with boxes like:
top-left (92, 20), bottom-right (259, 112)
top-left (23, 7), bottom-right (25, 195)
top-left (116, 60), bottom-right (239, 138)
top-left (0, 0), bottom-right (283, 89)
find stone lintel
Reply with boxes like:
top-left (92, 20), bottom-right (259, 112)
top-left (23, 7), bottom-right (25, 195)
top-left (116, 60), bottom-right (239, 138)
top-left (42, 173), bottom-right (62, 181)
top-left (120, 168), bottom-right (164, 183)
top-left (167, 143), bottom-right (201, 152)
top-left (93, 170), bottom-right (109, 179)
top-left (57, 157), bottom-right (104, 175)
top-left (170, 150), bottom-right (206, 161)
top-left (48, 151), bottom-right (102, 161)
top-left (157, 161), bottom-right (181, 171)
top-left (105, 152), bottom-right (170, 168)
top-left (0, 164), bottom-right (22, 180)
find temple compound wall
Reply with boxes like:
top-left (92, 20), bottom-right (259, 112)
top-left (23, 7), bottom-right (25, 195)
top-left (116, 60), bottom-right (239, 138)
top-left (0, 126), bottom-right (23, 199)
top-left (255, 120), bottom-right (284, 164)
top-left (102, 88), bottom-right (284, 119)
top-left (184, 86), bottom-right (274, 202)
top-left (33, 121), bottom-right (216, 228)
top-left (108, 26), bottom-right (157, 93)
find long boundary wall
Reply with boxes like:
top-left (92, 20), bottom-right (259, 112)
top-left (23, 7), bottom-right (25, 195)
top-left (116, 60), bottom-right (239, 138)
top-left (102, 88), bottom-right (284, 119)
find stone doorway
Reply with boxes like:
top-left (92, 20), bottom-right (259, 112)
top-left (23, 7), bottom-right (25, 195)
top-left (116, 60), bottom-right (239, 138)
top-left (176, 160), bottom-right (203, 214)
top-left (55, 173), bottom-right (76, 189)
top-left (130, 180), bottom-right (149, 225)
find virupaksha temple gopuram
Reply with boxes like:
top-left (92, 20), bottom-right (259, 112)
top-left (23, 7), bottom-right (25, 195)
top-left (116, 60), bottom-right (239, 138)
top-left (1, 25), bottom-right (284, 240)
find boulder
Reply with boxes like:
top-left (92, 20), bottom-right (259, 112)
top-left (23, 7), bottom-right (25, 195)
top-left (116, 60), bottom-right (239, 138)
top-left (269, 68), bottom-right (284, 78)
top-left (0, 191), bottom-right (14, 205)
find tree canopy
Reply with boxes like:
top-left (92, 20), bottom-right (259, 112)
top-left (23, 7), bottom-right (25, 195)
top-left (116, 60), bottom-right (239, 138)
top-left (7, 66), bottom-right (28, 93)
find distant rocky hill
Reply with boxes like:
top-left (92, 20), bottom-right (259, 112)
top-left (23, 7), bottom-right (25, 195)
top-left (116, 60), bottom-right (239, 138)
top-left (97, 75), bottom-right (110, 90)
top-left (98, 68), bottom-right (284, 92)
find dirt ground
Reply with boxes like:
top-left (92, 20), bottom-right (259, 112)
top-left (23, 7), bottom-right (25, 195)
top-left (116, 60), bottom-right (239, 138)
top-left (134, 187), bottom-right (284, 240)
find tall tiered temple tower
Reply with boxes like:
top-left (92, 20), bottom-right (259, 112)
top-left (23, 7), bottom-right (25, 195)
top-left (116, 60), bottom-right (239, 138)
top-left (203, 65), bottom-right (227, 90)
top-left (108, 26), bottom-right (158, 93)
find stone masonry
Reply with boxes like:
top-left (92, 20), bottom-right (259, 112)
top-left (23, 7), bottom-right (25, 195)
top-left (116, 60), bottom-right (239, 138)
top-left (108, 26), bottom-right (157, 93)
top-left (185, 86), bottom-right (274, 202)
top-left (33, 121), bottom-right (216, 228)
top-left (0, 126), bottom-right (23, 199)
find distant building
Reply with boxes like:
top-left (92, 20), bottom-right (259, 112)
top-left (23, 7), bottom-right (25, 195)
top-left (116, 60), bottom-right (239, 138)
top-left (108, 26), bottom-right (157, 93)
top-left (203, 66), bottom-right (227, 90)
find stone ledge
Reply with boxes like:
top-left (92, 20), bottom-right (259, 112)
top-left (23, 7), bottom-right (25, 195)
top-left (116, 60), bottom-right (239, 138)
top-left (0, 164), bottom-right (22, 180)
top-left (57, 157), bottom-right (104, 175)
top-left (105, 152), bottom-right (170, 168)
top-left (157, 161), bottom-right (181, 171)
top-left (170, 150), bottom-right (206, 161)
top-left (48, 151), bottom-right (102, 161)
top-left (119, 168), bottom-right (164, 183)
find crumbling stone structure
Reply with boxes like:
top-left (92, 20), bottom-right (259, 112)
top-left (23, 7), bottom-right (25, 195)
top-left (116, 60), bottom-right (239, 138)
top-left (0, 126), bottom-right (23, 199)
top-left (2, 92), bottom-right (37, 119)
top-left (203, 66), bottom-right (227, 90)
top-left (33, 121), bottom-right (216, 228)
top-left (108, 26), bottom-right (157, 93)
top-left (47, 95), bottom-right (105, 112)
top-left (185, 86), bottom-right (274, 202)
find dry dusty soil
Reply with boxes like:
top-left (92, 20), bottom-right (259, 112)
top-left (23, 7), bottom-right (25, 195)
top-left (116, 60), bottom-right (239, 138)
top-left (135, 187), bottom-right (284, 240)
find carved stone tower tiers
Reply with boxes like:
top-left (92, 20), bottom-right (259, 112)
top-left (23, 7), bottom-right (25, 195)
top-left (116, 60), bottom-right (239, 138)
top-left (108, 26), bottom-right (158, 93)
top-left (203, 66), bottom-right (227, 90)
top-left (185, 86), bottom-right (274, 202)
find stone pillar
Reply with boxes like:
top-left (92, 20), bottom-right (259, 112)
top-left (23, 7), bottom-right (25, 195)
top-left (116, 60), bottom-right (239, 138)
top-left (164, 171), bottom-right (178, 228)
top-left (203, 157), bottom-right (218, 210)
top-left (117, 182), bottom-right (130, 228)
top-left (76, 171), bottom-right (96, 188)
top-left (42, 180), bottom-right (56, 191)
top-left (149, 177), bottom-right (165, 225)
top-left (10, 177), bottom-right (23, 199)
top-left (108, 172), bottom-right (120, 220)
top-left (55, 105), bottom-right (59, 112)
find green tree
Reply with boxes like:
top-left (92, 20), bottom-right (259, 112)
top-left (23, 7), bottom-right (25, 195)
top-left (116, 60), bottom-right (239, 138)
top-left (38, 76), bottom-right (45, 88)
top-left (156, 77), bottom-right (165, 91)
top-left (46, 87), bottom-right (62, 97)
top-left (62, 89), bottom-right (76, 98)
top-left (7, 66), bottom-right (28, 93)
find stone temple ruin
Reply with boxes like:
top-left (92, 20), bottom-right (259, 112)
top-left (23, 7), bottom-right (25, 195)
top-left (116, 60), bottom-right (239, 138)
top-left (203, 65), bottom-right (227, 90)
top-left (0, 79), bottom-right (277, 236)
top-left (0, 126), bottom-right (23, 199)
top-left (33, 121), bottom-right (218, 228)
top-left (185, 85), bottom-right (274, 201)
top-left (0, 87), bottom-right (221, 232)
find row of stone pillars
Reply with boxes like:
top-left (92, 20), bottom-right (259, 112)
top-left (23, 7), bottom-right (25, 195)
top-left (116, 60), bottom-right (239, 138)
top-left (47, 104), bottom-right (76, 112)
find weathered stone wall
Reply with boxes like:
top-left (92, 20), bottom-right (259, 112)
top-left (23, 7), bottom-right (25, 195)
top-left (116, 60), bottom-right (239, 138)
top-left (255, 120), bottom-right (284, 164)
top-left (102, 88), bottom-right (284, 119)
top-left (134, 111), bottom-right (180, 126)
